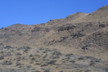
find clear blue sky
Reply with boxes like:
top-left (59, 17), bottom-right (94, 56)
top-left (0, 0), bottom-right (108, 28)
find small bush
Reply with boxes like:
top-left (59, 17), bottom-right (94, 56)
top-left (0, 56), bottom-right (4, 60)
top-left (78, 57), bottom-right (85, 60)
top-left (3, 60), bottom-right (12, 65)
top-left (5, 46), bottom-right (12, 49)
top-left (99, 24), bottom-right (106, 28)
top-left (44, 70), bottom-right (50, 72)
top-left (82, 45), bottom-right (90, 50)
top-left (71, 31), bottom-right (85, 38)
top-left (70, 60), bottom-right (75, 63)
top-left (89, 62), bottom-right (95, 66)
top-left (66, 53), bottom-right (73, 56)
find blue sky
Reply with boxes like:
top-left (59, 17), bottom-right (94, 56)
top-left (0, 0), bottom-right (108, 28)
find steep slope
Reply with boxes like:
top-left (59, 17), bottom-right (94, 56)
top-left (0, 5), bottom-right (108, 62)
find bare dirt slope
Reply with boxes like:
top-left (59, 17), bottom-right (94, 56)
top-left (0, 5), bottom-right (108, 72)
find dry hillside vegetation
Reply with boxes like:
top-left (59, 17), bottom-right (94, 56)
top-left (0, 5), bottom-right (108, 72)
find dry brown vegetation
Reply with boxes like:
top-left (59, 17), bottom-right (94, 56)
top-left (0, 5), bottom-right (108, 72)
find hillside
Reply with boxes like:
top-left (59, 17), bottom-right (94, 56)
top-left (0, 5), bottom-right (108, 72)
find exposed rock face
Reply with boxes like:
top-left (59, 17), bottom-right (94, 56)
top-left (0, 5), bottom-right (108, 72)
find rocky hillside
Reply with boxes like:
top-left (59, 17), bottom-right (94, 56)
top-left (0, 5), bottom-right (108, 72)
top-left (0, 44), bottom-right (108, 72)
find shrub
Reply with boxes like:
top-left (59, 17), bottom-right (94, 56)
top-left (0, 56), bottom-right (4, 60)
top-left (99, 24), bottom-right (106, 28)
top-left (71, 31), bottom-right (85, 38)
top-left (3, 60), bottom-right (12, 65)
top-left (66, 53), bottom-right (73, 56)
top-left (70, 60), bottom-right (75, 63)
top-left (44, 70), bottom-right (50, 72)
top-left (89, 62), bottom-right (95, 66)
